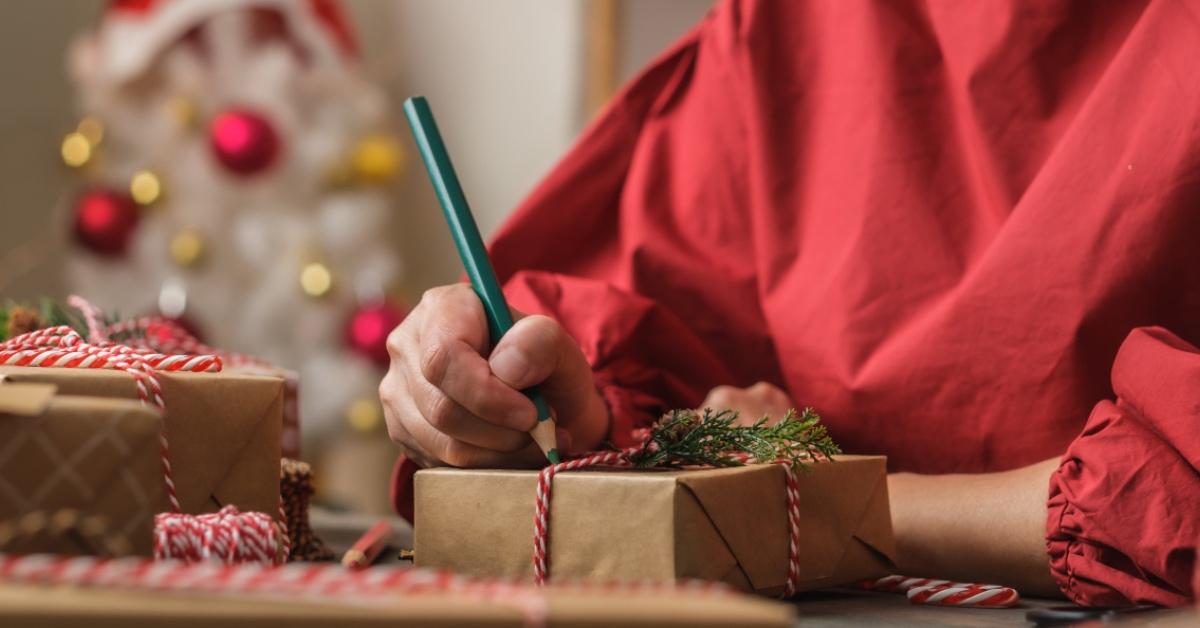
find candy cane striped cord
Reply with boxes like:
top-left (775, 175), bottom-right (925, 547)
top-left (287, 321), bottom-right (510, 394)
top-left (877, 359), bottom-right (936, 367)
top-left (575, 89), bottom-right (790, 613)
top-left (67, 295), bottom-right (109, 342)
top-left (861, 575), bottom-right (1020, 608)
top-left (0, 553), bottom-right (731, 600)
top-left (154, 507), bottom-right (283, 564)
top-left (532, 450), bottom-right (804, 598)
top-left (0, 554), bottom-right (729, 628)
top-left (777, 460), bottom-right (801, 597)
top-left (532, 450), bottom-right (630, 585)
top-left (102, 315), bottom-right (268, 369)
top-left (907, 583), bottom-right (1020, 607)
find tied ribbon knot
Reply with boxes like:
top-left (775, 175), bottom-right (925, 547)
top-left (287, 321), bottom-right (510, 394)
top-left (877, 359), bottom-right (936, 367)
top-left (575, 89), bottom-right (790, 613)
top-left (531, 446), bottom-right (804, 597)
top-left (0, 296), bottom-right (288, 564)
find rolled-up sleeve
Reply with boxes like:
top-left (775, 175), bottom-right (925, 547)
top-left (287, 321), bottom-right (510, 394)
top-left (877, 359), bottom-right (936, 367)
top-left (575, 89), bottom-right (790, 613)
top-left (1046, 326), bottom-right (1199, 607)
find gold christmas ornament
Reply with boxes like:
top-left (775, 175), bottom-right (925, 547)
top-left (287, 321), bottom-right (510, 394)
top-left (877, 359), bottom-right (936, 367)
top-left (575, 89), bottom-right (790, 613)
top-left (77, 117), bottom-right (104, 145)
top-left (351, 135), bottom-right (403, 184)
top-left (169, 229), bottom-right (205, 267)
top-left (168, 96), bottom-right (198, 130)
top-left (61, 132), bottom-right (92, 168)
top-left (130, 170), bottom-right (163, 205)
top-left (345, 398), bottom-right (383, 433)
top-left (299, 261), bottom-right (334, 298)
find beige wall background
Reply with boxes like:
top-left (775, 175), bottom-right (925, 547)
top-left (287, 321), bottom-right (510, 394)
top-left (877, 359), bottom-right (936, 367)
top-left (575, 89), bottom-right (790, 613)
top-left (0, 0), bottom-right (712, 303)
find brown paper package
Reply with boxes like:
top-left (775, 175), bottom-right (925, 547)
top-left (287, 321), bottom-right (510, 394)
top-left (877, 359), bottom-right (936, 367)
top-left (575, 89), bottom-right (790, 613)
top-left (0, 583), bottom-right (795, 628)
top-left (0, 366), bottom-right (283, 533)
top-left (414, 455), bottom-right (896, 595)
top-left (0, 384), bottom-right (168, 555)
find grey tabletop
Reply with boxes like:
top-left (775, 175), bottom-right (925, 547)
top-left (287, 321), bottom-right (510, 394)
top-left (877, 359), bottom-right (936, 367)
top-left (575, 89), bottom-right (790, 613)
top-left (790, 588), bottom-right (1055, 627)
top-left (789, 589), bottom-right (1186, 627)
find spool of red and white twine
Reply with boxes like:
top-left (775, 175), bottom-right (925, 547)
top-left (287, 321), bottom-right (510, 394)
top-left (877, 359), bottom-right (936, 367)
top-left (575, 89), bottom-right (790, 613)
top-left (861, 574), bottom-right (1020, 608)
top-left (0, 296), bottom-right (288, 564)
top-left (532, 450), bottom-right (804, 598)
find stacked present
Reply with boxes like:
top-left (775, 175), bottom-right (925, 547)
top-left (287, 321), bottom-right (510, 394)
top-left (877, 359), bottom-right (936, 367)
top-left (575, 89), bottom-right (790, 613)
top-left (0, 298), bottom-right (298, 561)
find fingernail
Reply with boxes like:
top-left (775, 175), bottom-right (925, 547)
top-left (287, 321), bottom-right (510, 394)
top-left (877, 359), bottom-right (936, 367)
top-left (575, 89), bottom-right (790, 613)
top-left (490, 347), bottom-right (531, 385)
top-left (555, 427), bottom-right (573, 455)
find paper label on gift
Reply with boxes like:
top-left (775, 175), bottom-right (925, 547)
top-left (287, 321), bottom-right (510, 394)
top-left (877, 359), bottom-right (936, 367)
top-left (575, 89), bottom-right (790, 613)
top-left (0, 383), bottom-right (57, 416)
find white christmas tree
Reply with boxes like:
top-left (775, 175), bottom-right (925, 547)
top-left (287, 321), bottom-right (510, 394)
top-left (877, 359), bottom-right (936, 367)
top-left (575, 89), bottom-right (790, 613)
top-left (61, 0), bottom-right (406, 449)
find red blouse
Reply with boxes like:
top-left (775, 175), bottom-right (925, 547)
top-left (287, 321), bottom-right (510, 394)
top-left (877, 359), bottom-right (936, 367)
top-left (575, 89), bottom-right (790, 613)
top-left (396, 0), bottom-right (1199, 605)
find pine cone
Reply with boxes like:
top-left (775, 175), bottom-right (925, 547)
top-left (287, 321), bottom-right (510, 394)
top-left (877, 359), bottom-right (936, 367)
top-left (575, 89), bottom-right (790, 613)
top-left (280, 457), bottom-right (335, 562)
top-left (5, 306), bottom-right (44, 339)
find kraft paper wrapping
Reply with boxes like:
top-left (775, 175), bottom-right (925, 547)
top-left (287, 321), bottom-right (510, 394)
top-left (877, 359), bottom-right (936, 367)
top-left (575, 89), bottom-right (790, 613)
top-left (0, 385), bottom-right (167, 555)
top-left (414, 455), bottom-right (896, 595)
top-left (0, 584), bottom-right (796, 628)
top-left (0, 366), bottom-right (283, 528)
top-left (226, 364), bottom-right (300, 459)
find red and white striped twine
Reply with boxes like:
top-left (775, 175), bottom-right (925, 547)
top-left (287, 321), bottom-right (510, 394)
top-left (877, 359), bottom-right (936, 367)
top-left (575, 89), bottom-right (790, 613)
top-left (532, 450), bottom-right (802, 597)
top-left (154, 506), bottom-right (283, 564)
top-left (861, 575), bottom-right (1020, 608)
top-left (0, 297), bottom-right (287, 564)
top-left (0, 552), bottom-right (733, 598)
top-left (0, 552), bottom-right (732, 628)
top-left (101, 314), bottom-right (269, 369)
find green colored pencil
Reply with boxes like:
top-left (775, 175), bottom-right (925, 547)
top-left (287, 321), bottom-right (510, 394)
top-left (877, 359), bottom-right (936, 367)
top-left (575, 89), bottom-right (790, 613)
top-left (403, 96), bottom-right (560, 464)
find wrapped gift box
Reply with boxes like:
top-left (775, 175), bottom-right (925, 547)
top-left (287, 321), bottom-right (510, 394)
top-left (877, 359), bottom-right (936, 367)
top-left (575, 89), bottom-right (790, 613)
top-left (0, 366), bottom-right (283, 527)
top-left (0, 382), bottom-right (168, 554)
top-left (414, 455), bottom-right (896, 595)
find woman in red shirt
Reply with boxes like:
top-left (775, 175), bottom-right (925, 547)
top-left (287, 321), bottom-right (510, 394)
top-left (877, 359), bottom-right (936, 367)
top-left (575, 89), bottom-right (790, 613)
top-left (380, 0), bottom-right (1198, 605)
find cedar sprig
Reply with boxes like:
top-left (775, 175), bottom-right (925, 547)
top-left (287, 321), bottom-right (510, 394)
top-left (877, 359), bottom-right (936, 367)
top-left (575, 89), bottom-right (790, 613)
top-left (626, 407), bottom-right (840, 469)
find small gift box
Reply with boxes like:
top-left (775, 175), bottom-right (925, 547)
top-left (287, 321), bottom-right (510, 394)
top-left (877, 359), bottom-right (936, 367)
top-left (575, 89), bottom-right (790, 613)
top-left (414, 455), bottom-right (895, 595)
top-left (0, 381), bottom-right (168, 555)
top-left (0, 305), bottom-right (292, 563)
top-left (0, 366), bottom-right (283, 527)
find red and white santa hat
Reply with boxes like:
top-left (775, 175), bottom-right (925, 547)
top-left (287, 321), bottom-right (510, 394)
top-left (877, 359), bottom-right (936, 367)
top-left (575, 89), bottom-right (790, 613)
top-left (82, 0), bottom-right (358, 83)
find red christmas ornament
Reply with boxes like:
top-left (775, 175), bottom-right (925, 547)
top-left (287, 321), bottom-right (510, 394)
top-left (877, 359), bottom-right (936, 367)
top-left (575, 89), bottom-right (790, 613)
top-left (346, 299), bottom-right (408, 366)
top-left (72, 188), bottom-right (139, 256)
top-left (209, 108), bottom-right (280, 176)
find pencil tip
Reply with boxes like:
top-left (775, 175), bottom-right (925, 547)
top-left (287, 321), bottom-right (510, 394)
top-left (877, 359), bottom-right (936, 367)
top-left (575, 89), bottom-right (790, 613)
top-left (546, 449), bottom-right (560, 464)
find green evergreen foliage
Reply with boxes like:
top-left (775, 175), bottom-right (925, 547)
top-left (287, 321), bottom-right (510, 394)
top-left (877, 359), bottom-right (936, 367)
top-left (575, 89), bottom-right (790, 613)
top-left (627, 407), bottom-right (841, 469)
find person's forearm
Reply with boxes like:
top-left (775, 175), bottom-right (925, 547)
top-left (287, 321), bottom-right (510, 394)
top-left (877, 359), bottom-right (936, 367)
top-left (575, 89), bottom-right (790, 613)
top-left (887, 457), bottom-right (1063, 597)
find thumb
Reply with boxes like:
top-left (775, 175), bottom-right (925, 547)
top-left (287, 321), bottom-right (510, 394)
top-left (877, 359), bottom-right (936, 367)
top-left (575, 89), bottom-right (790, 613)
top-left (488, 315), bottom-right (591, 397)
top-left (488, 315), bottom-right (606, 451)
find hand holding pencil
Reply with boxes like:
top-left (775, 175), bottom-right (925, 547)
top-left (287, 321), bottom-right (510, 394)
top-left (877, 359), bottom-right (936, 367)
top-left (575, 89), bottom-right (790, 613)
top-left (376, 97), bottom-right (610, 468)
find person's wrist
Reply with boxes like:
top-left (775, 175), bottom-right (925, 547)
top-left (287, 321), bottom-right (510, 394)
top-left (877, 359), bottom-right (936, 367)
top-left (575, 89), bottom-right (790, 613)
top-left (886, 472), bottom-right (930, 575)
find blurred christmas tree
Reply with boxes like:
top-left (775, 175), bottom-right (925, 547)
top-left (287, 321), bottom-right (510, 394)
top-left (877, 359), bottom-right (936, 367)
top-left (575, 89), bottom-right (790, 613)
top-left (59, 0), bottom-right (406, 449)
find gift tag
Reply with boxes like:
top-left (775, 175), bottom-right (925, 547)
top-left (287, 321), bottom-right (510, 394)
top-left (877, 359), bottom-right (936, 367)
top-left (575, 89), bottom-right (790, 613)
top-left (0, 382), bottom-right (57, 416)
